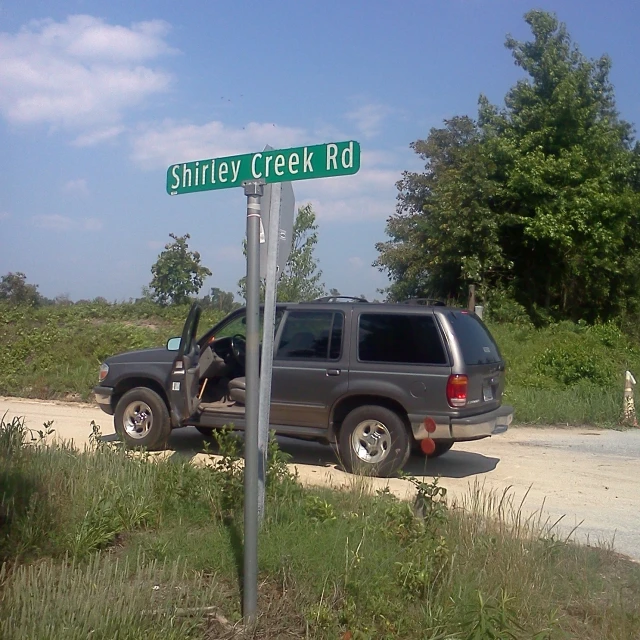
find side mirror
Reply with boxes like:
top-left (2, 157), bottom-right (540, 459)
top-left (166, 337), bottom-right (181, 351)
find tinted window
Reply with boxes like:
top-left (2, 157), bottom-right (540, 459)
top-left (277, 311), bottom-right (343, 360)
top-left (448, 311), bottom-right (501, 365)
top-left (358, 313), bottom-right (447, 365)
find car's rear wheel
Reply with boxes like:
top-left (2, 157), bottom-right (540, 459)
top-left (195, 426), bottom-right (215, 438)
top-left (114, 387), bottom-right (171, 451)
top-left (338, 405), bottom-right (410, 477)
top-left (427, 439), bottom-right (454, 458)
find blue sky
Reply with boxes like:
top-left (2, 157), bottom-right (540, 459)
top-left (1, 1), bottom-right (639, 302)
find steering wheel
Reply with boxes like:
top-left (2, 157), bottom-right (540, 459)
top-left (229, 334), bottom-right (246, 369)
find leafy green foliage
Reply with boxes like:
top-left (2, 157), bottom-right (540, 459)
top-left (0, 299), bottom-right (225, 400)
top-left (0, 272), bottom-right (42, 306)
top-left (277, 203), bottom-right (325, 301)
top-left (149, 233), bottom-right (212, 306)
top-left (238, 203), bottom-right (326, 302)
top-left (198, 287), bottom-right (240, 313)
top-left (376, 10), bottom-right (640, 322)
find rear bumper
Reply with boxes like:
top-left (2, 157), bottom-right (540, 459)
top-left (410, 405), bottom-right (513, 442)
top-left (94, 386), bottom-right (114, 415)
top-left (450, 405), bottom-right (513, 440)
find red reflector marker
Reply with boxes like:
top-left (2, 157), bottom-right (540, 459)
top-left (423, 417), bottom-right (437, 433)
top-left (420, 438), bottom-right (436, 455)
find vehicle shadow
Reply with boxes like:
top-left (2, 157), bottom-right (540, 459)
top-left (164, 428), bottom-right (499, 480)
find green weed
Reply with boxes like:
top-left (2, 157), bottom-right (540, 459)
top-left (0, 415), bottom-right (638, 638)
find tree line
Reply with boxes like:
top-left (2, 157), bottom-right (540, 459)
top-left (1, 204), bottom-right (326, 311)
top-left (375, 10), bottom-right (640, 324)
top-left (6, 12), bottom-right (638, 325)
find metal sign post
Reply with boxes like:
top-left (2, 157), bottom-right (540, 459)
top-left (241, 179), bottom-right (263, 624)
top-left (257, 183), bottom-right (283, 520)
top-left (165, 139), bottom-right (360, 627)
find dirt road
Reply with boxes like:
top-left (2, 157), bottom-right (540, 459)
top-left (2, 396), bottom-right (639, 560)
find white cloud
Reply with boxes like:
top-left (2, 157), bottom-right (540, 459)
top-left (348, 257), bottom-right (364, 269)
top-left (0, 211), bottom-right (10, 221)
top-left (297, 164), bottom-right (400, 222)
top-left (62, 178), bottom-right (89, 195)
top-left (83, 218), bottom-right (103, 231)
top-left (32, 214), bottom-right (73, 230)
top-left (131, 120), bottom-right (307, 169)
top-left (73, 125), bottom-right (126, 147)
top-left (346, 103), bottom-right (394, 138)
top-left (0, 15), bottom-right (174, 137)
top-left (31, 214), bottom-right (102, 231)
top-left (132, 117), bottom-right (406, 223)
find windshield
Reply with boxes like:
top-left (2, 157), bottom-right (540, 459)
top-left (202, 308), bottom-right (285, 342)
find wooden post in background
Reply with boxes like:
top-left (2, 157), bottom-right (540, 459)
top-left (468, 284), bottom-right (476, 312)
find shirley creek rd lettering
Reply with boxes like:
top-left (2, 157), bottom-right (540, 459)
top-left (167, 141), bottom-right (360, 195)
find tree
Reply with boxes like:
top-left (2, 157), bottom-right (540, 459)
top-left (149, 233), bottom-right (212, 306)
top-left (375, 116), bottom-right (503, 302)
top-left (375, 10), bottom-right (640, 322)
top-left (238, 203), bottom-right (326, 302)
top-left (0, 272), bottom-right (41, 305)
top-left (277, 204), bottom-right (325, 301)
top-left (200, 287), bottom-right (240, 313)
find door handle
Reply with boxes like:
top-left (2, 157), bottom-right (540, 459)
top-left (326, 369), bottom-right (341, 376)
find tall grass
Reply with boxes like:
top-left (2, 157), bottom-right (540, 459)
top-left (488, 319), bottom-right (640, 425)
top-left (0, 415), bottom-right (638, 638)
top-left (0, 301), bottom-right (225, 401)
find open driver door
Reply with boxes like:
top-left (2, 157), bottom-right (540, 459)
top-left (169, 302), bottom-right (202, 426)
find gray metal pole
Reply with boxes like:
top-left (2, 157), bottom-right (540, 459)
top-left (242, 180), bottom-right (263, 624)
top-left (258, 183), bottom-right (282, 521)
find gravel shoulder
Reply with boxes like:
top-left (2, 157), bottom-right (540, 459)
top-left (2, 396), bottom-right (639, 560)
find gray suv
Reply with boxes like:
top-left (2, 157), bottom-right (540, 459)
top-left (94, 298), bottom-right (513, 477)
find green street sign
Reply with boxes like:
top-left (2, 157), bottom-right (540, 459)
top-left (167, 140), bottom-right (360, 195)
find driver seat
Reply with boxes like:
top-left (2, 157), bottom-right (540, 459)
top-left (228, 377), bottom-right (246, 405)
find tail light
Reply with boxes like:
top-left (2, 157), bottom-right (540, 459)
top-left (447, 374), bottom-right (468, 408)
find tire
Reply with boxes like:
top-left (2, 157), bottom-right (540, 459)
top-left (338, 405), bottom-right (410, 478)
top-left (427, 439), bottom-right (454, 458)
top-left (114, 387), bottom-right (171, 451)
top-left (195, 426), bottom-right (215, 438)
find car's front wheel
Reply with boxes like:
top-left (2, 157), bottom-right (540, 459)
top-left (338, 405), bottom-right (410, 477)
top-left (114, 387), bottom-right (171, 450)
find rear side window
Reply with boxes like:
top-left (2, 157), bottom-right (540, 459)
top-left (358, 313), bottom-right (447, 365)
top-left (277, 311), bottom-right (344, 360)
top-left (447, 311), bottom-right (501, 365)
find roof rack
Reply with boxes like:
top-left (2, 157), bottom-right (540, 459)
top-left (399, 298), bottom-right (447, 306)
top-left (311, 296), bottom-right (369, 303)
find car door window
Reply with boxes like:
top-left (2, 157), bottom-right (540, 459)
top-left (208, 309), bottom-right (285, 341)
top-left (358, 313), bottom-right (447, 365)
top-left (277, 311), bottom-right (343, 360)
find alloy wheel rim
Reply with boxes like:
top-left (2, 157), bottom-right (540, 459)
top-left (351, 419), bottom-right (391, 463)
top-left (122, 400), bottom-right (153, 439)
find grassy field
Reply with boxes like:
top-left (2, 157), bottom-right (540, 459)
top-left (2, 299), bottom-right (640, 425)
top-left (0, 300), bottom-right (225, 401)
top-left (0, 414), bottom-right (638, 639)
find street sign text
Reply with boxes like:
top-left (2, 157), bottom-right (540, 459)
top-left (167, 140), bottom-right (360, 195)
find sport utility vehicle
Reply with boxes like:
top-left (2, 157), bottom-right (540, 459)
top-left (94, 298), bottom-right (513, 477)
